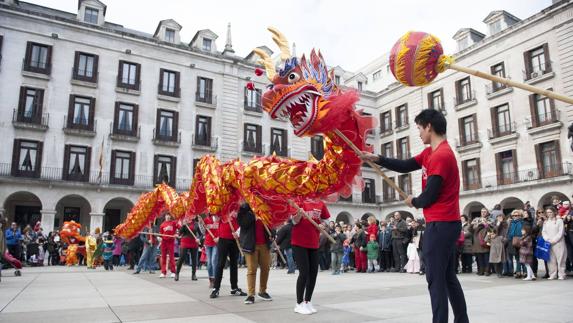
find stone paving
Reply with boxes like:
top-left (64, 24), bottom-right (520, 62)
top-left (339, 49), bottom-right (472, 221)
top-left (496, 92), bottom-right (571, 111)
top-left (0, 265), bottom-right (572, 322)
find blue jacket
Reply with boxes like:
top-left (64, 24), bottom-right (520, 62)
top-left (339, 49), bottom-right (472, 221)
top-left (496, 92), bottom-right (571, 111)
top-left (103, 241), bottom-right (114, 260)
top-left (507, 219), bottom-right (523, 240)
top-left (5, 228), bottom-right (22, 246)
top-left (378, 228), bottom-right (392, 251)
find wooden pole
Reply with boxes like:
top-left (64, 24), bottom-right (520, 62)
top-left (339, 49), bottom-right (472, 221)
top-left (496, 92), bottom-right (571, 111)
top-left (448, 63), bottom-right (573, 105)
top-left (287, 200), bottom-right (336, 244)
top-left (140, 232), bottom-right (178, 238)
top-left (228, 220), bottom-right (245, 257)
top-left (262, 222), bottom-right (287, 264)
top-left (198, 216), bottom-right (215, 240)
top-left (333, 129), bottom-right (409, 200)
top-left (184, 224), bottom-right (199, 242)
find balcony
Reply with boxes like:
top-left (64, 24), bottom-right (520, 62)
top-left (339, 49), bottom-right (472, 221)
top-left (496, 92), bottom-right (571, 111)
top-left (63, 115), bottom-right (96, 137)
top-left (379, 122), bottom-right (393, 138)
top-left (195, 92), bottom-right (217, 108)
top-left (241, 141), bottom-right (265, 156)
top-left (395, 121), bottom-right (409, 132)
top-left (382, 192), bottom-right (398, 203)
top-left (12, 109), bottom-right (49, 131)
top-left (22, 59), bottom-right (51, 78)
top-left (152, 129), bottom-right (181, 147)
top-left (455, 134), bottom-right (482, 153)
top-left (453, 90), bottom-right (477, 111)
top-left (485, 82), bottom-right (513, 100)
top-left (244, 102), bottom-right (263, 116)
top-left (158, 83), bottom-right (181, 102)
top-left (115, 78), bottom-right (140, 95)
top-left (269, 146), bottom-right (290, 157)
top-left (523, 62), bottom-right (554, 85)
top-left (71, 67), bottom-right (98, 86)
top-left (0, 162), bottom-right (193, 191)
top-left (463, 180), bottom-right (482, 191)
top-left (109, 122), bottom-right (140, 142)
top-left (525, 110), bottom-right (562, 136)
top-left (191, 135), bottom-right (218, 152)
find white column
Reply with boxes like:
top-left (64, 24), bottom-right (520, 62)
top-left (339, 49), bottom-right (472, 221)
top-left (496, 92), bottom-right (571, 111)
top-left (41, 209), bottom-right (56, 234)
top-left (89, 213), bottom-right (105, 234)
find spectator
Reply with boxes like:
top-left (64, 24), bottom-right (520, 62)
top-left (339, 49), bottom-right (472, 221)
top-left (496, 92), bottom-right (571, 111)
top-left (366, 216), bottom-right (378, 241)
top-left (330, 226), bottom-right (346, 275)
top-left (470, 209), bottom-right (491, 276)
top-left (366, 234), bottom-right (379, 273)
top-left (102, 234), bottom-right (114, 271)
top-left (391, 212), bottom-right (408, 273)
top-left (350, 223), bottom-right (367, 273)
top-left (405, 222), bottom-right (421, 274)
top-left (506, 210), bottom-right (524, 278)
top-left (342, 240), bottom-right (352, 273)
top-left (112, 235), bottom-right (123, 267)
top-left (276, 220), bottom-right (295, 274)
top-left (564, 208), bottom-right (573, 273)
top-left (490, 204), bottom-right (503, 223)
top-left (318, 224), bottom-right (331, 271)
top-left (487, 223), bottom-right (505, 278)
top-left (377, 221), bottom-right (393, 272)
top-left (459, 215), bottom-right (473, 273)
top-left (5, 222), bottom-right (22, 261)
top-left (542, 207), bottom-right (567, 280)
top-left (519, 225), bottom-right (535, 281)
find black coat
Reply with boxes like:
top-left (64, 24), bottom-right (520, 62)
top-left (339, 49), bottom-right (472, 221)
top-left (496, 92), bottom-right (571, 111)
top-left (351, 230), bottom-right (367, 249)
top-left (275, 222), bottom-right (292, 250)
top-left (237, 204), bottom-right (271, 253)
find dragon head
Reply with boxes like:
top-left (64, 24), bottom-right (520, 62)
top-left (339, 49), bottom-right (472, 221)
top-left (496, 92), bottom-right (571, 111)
top-left (254, 28), bottom-right (358, 137)
top-left (60, 221), bottom-right (85, 244)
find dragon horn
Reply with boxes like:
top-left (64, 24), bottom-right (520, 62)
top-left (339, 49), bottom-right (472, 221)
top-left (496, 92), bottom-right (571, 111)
top-left (267, 27), bottom-right (291, 61)
top-left (253, 48), bottom-right (277, 80)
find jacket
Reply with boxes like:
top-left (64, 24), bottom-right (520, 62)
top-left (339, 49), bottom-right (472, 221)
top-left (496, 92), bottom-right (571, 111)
top-left (275, 222), bottom-right (292, 250)
top-left (237, 204), bottom-right (271, 253)
top-left (378, 227), bottom-right (392, 251)
top-left (351, 230), bottom-right (367, 249)
top-left (366, 241), bottom-right (379, 259)
top-left (391, 220), bottom-right (408, 239)
top-left (180, 222), bottom-right (201, 249)
top-left (330, 232), bottom-right (346, 253)
top-left (5, 228), bottom-right (22, 246)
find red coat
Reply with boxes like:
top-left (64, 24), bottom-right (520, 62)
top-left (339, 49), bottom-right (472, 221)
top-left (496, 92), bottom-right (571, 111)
top-left (367, 223), bottom-right (379, 241)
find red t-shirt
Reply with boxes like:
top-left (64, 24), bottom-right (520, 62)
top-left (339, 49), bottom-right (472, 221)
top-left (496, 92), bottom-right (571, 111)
top-left (255, 220), bottom-right (267, 245)
top-left (180, 222), bottom-right (198, 249)
top-left (291, 200), bottom-right (331, 249)
top-left (218, 218), bottom-right (238, 240)
top-left (414, 140), bottom-right (460, 222)
top-left (203, 216), bottom-right (219, 246)
top-left (160, 220), bottom-right (178, 244)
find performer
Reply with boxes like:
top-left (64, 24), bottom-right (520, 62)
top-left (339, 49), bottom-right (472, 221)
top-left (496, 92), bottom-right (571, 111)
top-left (85, 230), bottom-right (97, 269)
top-left (159, 213), bottom-right (177, 278)
top-left (210, 214), bottom-right (247, 298)
top-left (237, 202), bottom-right (273, 305)
top-left (362, 109), bottom-right (469, 323)
top-left (175, 218), bottom-right (201, 281)
top-left (291, 199), bottom-right (331, 315)
top-left (201, 213), bottom-right (220, 288)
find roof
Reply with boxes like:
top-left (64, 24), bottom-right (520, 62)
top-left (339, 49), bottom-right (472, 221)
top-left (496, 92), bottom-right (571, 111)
top-left (78, 0), bottom-right (107, 16)
top-left (483, 10), bottom-right (521, 23)
top-left (452, 28), bottom-right (485, 40)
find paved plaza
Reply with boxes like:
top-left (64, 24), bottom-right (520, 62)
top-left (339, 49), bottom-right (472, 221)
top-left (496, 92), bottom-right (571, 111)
top-left (0, 266), bottom-right (572, 323)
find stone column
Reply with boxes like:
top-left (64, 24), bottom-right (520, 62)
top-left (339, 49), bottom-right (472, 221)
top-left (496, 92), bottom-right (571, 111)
top-left (89, 213), bottom-right (105, 234)
top-left (41, 209), bottom-right (57, 234)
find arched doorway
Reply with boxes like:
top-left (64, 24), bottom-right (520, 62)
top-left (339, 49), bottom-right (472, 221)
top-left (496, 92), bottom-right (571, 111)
top-left (3, 191), bottom-right (43, 229)
top-left (537, 192), bottom-right (570, 211)
top-left (103, 198), bottom-right (134, 233)
top-left (463, 201), bottom-right (486, 219)
top-left (55, 195), bottom-right (92, 233)
top-left (500, 197), bottom-right (524, 216)
top-left (335, 212), bottom-right (353, 225)
top-left (361, 212), bottom-right (376, 221)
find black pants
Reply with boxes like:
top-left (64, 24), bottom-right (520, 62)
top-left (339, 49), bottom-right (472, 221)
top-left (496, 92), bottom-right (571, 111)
top-left (475, 252), bottom-right (489, 274)
top-left (292, 246), bottom-right (319, 304)
top-left (423, 221), bottom-right (468, 323)
top-left (379, 249), bottom-right (393, 271)
top-left (461, 253), bottom-right (473, 273)
top-left (104, 259), bottom-right (113, 270)
top-left (392, 239), bottom-right (407, 270)
top-left (213, 238), bottom-right (239, 290)
top-left (318, 251), bottom-right (329, 270)
top-left (176, 247), bottom-right (198, 276)
top-left (128, 250), bottom-right (141, 269)
top-left (112, 255), bottom-right (120, 266)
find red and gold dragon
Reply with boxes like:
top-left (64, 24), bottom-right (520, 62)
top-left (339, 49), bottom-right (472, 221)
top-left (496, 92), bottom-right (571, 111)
top-left (59, 221), bottom-right (86, 266)
top-left (114, 28), bottom-right (375, 239)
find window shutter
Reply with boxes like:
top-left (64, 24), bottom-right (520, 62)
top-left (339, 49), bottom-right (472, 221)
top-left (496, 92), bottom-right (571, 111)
top-left (117, 61), bottom-right (123, 86)
top-left (439, 89), bottom-right (445, 109)
top-left (534, 144), bottom-right (543, 178)
top-left (35, 141), bottom-right (43, 178)
top-left (158, 69), bottom-right (164, 94)
top-left (458, 118), bottom-right (464, 145)
top-left (129, 151), bottom-right (136, 185)
top-left (472, 113), bottom-right (478, 141)
top-left (35, 89), bottom-right (44, 124)
top-left (18, 87), bottom-right (26, 117)
top-left (175, 71), bottom-right (180, 97)
top-left (243, 123), bottom-right (248, 146)
top-left (73, 52), bottom-right (80, 78)
top-left (85, 146), bottom-right (92, 182)
top-left (282, 129), bottom-right (287, 155)
top-left (88, 97), bottom-right (96, 131)
top-left (528, 94), bottom-right (538, 128)
top-left (113, 102), bottom-right (120, 133)
top-left (523, 50), bottom-right (532, 77)
top-left (490, 107), bottom-right (498, 137)
top-left (256, 125), bottom-right (262, 153)
top-left (67, 95), bottom-right (75, 128)
top-left (11, 139), bottom-right (21, 176)
top-left (110, 150), bottom-right (117, 180)
top-left (461, 161), bottom-right (468, 190)
top-left (135, 63), bottom-right (141, 90)
top-left (542, 43), bottom-right (551, 72)
top-left (155, 109), bottom-right (161, 139)
top-left (196, 76), bottom-right (201, 96)
top-left (207, 78), bottom-right (213, 100)
top-left (24, 42), bottom-right (32, 66)
top-left (153, 155), bottom-right (159, 184)
top-left (171, 156), bottom-right (177, 187)
top-left (379, 113), bottom-right (384, 131)
top-left (404, 104), bottom-right (409, 125)
top-left (554, 140), bottom-right (562, 174)
top-left (427, 92), bottom-right (433, 109)
top-left (476, 158), bottom-right (481, 188)
top-left (495, 152), bottom-right (502, 185)
top-left (172, 111), bottom-right (179, 142)
top-left (132, 104), bottom-right (139, 137)
top-left (511, 149), bottom-right (518, 183)
top-left (244, 87), bottom-right (248, 106)
top-left (548, 88), bottom-right (556, 120)
top-left (92, 55), bottom-right (99, 82)
top-left (63, 145), bottom-right (71, 180)
top-left (45, 45), bottom-right (52, 74)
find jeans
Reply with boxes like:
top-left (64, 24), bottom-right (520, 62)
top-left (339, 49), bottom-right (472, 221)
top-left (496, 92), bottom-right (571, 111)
top-left (205, 245), bottom-right (218, 278)
top-left (331, 251), bottom-right (342, 273)
top-left (136, 244), bottom-right (156, 272)
top-left (284, 248), bottom-right (295, 273)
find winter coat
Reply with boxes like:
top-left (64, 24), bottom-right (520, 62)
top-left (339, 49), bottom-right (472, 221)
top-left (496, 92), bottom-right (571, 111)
top-left (5, 228), bottom-right (22, 246)
top-left (542, 218), bottom-right (565, 245)
top-left (351, 230), bottom-right (367, 249)
top-left (238, 204), bottom-right (271, 253)
top-left (366, 241), bottom-right (379, 260)
top-left (461, 222), bottom-right (473, 253)
top-left (519, 235), bottom-right (533, 265)
top-left (275, 222), bottom-right (292, 250)
top-left (470, 220), bottom-right (490, 254)
top-left (377, 228), bottom-right (392, 251)
top-left (330, 232), bottom-right (346, 253)
top-left (392, 219), bottom-right (408, 239)
top-left (367, 223), bottom-right (379, 241)
top-left (506, 219), bottom-right (523, 255)
top-left (488, 235), bottom-right (506, 263)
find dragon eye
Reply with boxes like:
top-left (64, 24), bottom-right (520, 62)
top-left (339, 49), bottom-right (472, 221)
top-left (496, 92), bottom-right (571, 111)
top-left (287, 72), bottom-right (300, 83)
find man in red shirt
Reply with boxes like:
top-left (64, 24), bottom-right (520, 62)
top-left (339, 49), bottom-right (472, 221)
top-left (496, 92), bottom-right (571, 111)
top-left (362, 109), bottom-right (468, 323)
top-left (159, 213), bottom-right (178, 278)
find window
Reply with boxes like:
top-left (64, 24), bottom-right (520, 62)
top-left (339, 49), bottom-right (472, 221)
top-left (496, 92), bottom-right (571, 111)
top-left (156, 109), bottom-right (178, 141)
top-left (362, 178), bottom-right (375, 203)
top-left (113, 102), bottom-right (138, 136)
top-left (194, 115), bottom-right (211, 146)
top-left (196, 77), bottom-right (213, 104)
top-left (455, 77), bottom-right (472, 104)
top-left (459, 115), bottom-right (478, 145)
top-left (165, 28), bottom-right (175, 43)
top-left (67, 95), bottom-right (95, 130)
top-left (491, 103), bottom-right (511, 137)
top-left (357, 81), bottom-right (363, 91)
top-left (489, 19), bottom-right (502, 35)
top-left (117, 61), bottom-right (140, 90)
top-left (334, 75), bottom-right (340, 85)
top-left (72, 52), bottom-right (98, 82)
top-left (24, 42), bottom-right (52, 74)
top-left (63, 145), bottom-right (90, 182)
top-left (159, 69), bottom-right (180, 97)
top-left (244, 87), bottom-right (262, 111)
top-left (396, 137), bottom-right (409, 159)
top-left (243, 123), bottom-right (262, 153)
top-left (17, 87), bottom-right (44, 124)
top-left (490, 62), bottom-right (506, 91)
top-left (529, 92), bottom-right (556, 127)
top-left (495, 150), bottom-right (517, 185)
top-left (395, 104), bottom-right (408, 128)
top-left (457, 37), bottom-right (469, 51)
top-left (428, 89), bottom-right (444, 111)
top-left (383, 176), bottom-right (396, 202)
top-left (311, 136), bottom-right (324, 160)
top-left (202, 38), bottom-right (212, 51)
top-left (382, 142), bottom-right (393, 158)
top-left (380, 111), bottom-right (392, 134)
top-left (84, 7), bottom-right (98, 24)
top-left (525, 44), bottom-right (551, 79)
top-left (154, 155), bottom-right (176, 186)
top-left (192, 158), bottom-right (200, 176)
top-left (373, 70), bottom-right (381, 81)
top-left (110, 150), bottom-right (135, 185)
top-left (398, 174), bottom-right (412, 197)
top-left (536, 141), bottom-right (562, 178)
top-left (11, 139), bottom-right (42, 178)
top-left (270, 128), bottom-right (287, 156)
top-left (462, 159), bottom-right (481, 190)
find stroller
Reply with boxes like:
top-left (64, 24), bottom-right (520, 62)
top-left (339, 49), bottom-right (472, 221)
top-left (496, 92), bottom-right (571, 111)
top-left (2, 250), bottom-right (23, 277)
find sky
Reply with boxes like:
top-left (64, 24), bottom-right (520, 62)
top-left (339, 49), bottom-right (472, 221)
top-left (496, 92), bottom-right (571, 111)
top-left (31, 0), bottom-right (550, 71)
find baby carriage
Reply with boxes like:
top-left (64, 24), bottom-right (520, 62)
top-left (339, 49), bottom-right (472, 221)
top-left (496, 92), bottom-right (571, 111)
top-left (2, 250), bottom-right (23, 277)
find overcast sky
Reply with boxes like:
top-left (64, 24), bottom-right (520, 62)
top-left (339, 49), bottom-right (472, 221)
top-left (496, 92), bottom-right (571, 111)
top-left (32, 0), bottom-right (550, 71)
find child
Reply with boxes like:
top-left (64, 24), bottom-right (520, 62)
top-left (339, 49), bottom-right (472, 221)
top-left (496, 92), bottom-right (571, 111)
top-left (519, 225), bottom-right (535, 281)
top-left (342, 239), bottom-right (352, 273)
top-left (366, 234), bottom-right (379, 273)
top-left (405, 230), bottom-right (421, 274)
top-left (487, 228), bottom-right (505, 278)
top-left (330, 226), bottom-right (346, 275)
top-left (103, 234), bottom-right (115, 271)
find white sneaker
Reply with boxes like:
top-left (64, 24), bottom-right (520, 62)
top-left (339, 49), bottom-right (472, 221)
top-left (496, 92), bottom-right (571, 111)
top-left (294, 303), bottom-right (312, 315)
top-left (170, 273), bottom-right (176, 278)
top-left (522, 277), bottom-right (533, 281)
top-left (305, 301), bottom-right (317, 314)
top-left (159, 273), bottom-right (166, 278)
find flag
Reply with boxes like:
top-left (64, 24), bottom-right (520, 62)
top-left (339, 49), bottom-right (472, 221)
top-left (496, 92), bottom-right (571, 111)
top-left (97, 138), bottom-right (104, 183)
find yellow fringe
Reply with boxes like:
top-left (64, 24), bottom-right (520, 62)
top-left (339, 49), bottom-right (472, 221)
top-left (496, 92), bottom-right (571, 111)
top-left (437, 55), bottom-right (455, 73)
top-left (412, 33), bottom-right (435, 86)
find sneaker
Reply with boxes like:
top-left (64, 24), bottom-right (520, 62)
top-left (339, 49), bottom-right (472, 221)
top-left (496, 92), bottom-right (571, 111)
top-left (558, 277), bottom-right (566, 280)
top-left (133, 271), bottom-right (140, 275)
top-left (523, 277), bottom-right (533, 281)
top-left (159, 273), bottom-right (166, 278)
top-left (257, 292), bottom-right (273, 301)
top-left (294, 303), bottom-right (312, 315)
top-left (174, 273), bottom-right (179, 281)
top-left (305, 301), bottom-right (317, 314)
top-left (244, 296), bottom-right (255, 304)
top-left (170, 273), bottom-right (176, 278)
top-left (210, 289), bottom-right (219, 299)
top-left (149, 271), bottom-right (155, 274)
top-left (230, 288), bottom-right (247, 296)
top-left (192, 273), bottom-right (198, 281)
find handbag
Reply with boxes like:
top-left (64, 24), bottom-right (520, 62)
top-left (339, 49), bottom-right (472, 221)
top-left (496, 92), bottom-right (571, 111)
top-left (512, 236), bottom-right (521, 248)
top-left (534, 237), bottom-right (551, 261)
top-left (456, 231), bottom-right (465, 247)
